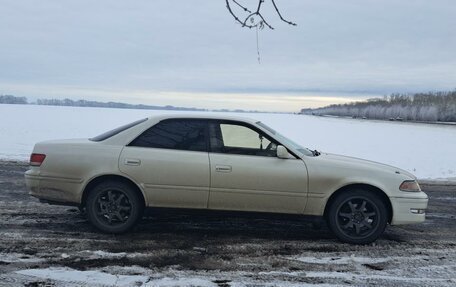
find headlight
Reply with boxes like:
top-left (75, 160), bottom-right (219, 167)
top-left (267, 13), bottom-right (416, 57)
top-left (399, 180), bottom-right (421, 192)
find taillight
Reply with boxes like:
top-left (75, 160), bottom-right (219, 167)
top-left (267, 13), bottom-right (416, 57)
top-left (30, 153), bottom-right (46, 166)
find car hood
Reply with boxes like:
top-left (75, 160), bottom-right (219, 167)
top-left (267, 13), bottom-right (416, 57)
top-left (316, 152), bottom-right (416, 180)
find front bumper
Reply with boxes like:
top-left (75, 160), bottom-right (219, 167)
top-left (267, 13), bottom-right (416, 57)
top-left (390, 195), bottom-right (428, 225)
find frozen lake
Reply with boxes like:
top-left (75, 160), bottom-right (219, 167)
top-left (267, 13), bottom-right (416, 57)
top-left (1, 104), bottom-right (455, 180)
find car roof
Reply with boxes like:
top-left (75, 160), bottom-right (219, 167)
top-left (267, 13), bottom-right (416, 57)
top-left (148, 113), bottom-right (258, 124)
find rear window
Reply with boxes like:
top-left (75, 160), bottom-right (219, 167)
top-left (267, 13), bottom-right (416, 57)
top-left (90, 118), bottom-right (148, 142)
top-left (129, 119), bottom-right (207, 152)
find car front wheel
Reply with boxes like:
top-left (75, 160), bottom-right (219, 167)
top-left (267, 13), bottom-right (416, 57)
top-left (327, 189), bottom-right (388, 244)
top-left (86, 180), bottom-right (143, 233)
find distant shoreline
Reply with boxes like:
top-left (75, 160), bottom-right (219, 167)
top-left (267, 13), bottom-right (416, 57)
top-left (304, 114), bottom-right (456, 126)
top-left (0, 102), bottom-right (295, 115)
top-left (301, 91), bottom-right (456, 124)
top-left (0, 95), bottom-right (272, 114)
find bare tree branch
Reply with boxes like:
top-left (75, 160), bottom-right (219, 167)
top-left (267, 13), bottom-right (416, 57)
top-left (232, 0), bottom-right (251, 13)
top-left (271, 0), bottom-right (297, 26)
top-left (225, 0), bottom-right (297, 30)
top-left (255, 0), bottom-right (264, 14)
top-left (225, 0), bottom-right (256, 28)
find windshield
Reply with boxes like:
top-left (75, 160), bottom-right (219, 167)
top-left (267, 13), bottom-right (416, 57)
top-left (256, 121), bottom-right (314, 156)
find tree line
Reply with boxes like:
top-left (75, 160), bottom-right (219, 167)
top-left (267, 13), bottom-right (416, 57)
top-left (0, 95), bottom-right (206, 111)
top-left (0, 95), bottom-right (27, 104)
top-left (301, 91), bottom-right (456, 122)
top-left (0, 95), bottom-right (262, 113)
top-left (34, 98), bottom-right (206, 111)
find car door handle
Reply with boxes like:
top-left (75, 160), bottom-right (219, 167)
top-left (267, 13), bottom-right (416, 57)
top-left (124, 158), bottom-right (141, 166)
top-left (215, 165), bottom-right (232, 173)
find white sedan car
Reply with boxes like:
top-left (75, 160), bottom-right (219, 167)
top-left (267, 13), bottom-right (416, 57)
top-left (25, 114), bottom-right (428, 244)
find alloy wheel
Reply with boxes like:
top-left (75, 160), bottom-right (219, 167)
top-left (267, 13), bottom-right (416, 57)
top-left (95, 189), bottom-right (132, 226)
top-left (336, 197), bottom-right (380, 239)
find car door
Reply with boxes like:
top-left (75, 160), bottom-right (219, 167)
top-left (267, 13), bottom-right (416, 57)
top-left (207, 121), bottom-right (308, 214)
top-left (119, 119), bottom-right (210, 209)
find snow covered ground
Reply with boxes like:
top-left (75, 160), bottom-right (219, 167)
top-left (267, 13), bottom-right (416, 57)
top-left (0, 161), bottom-right (455, 287)
top-left (1, 104), bottom-right (455, 179)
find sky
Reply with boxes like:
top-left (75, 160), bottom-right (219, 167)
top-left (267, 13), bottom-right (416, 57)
top-left (0, 0), bottom-right (455, 112)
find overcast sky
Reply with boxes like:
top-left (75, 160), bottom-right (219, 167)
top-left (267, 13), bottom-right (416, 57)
top-left (0, 0), bottom-right (455, 111)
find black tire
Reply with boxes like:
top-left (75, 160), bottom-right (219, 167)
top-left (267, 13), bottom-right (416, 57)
top-left (327, 189), bottom-right (388, 244)
top-left (86, 180), bottom-right (144, 233)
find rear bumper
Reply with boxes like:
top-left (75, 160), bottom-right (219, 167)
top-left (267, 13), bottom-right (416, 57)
top-left (25, 169), bottom-right (82, 205)
top-left (390, 196), bottom-right (428, 225)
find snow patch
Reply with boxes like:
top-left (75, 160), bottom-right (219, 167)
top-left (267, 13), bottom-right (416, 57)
top-left (17, 267), bottom-right (220, 287)
top-left (287, 254), bottom-right (430, 265)
top-left (16, 267), bottom-right (149, 286)
top-left (77, 250), bottom-right (152, 260)
top-left (145, 277), bottom-right (217, 287)
top-left (288, 255), bottom-right (390, 265)
top-left (0, 253), bottom-right (45, 263)
top-left (304, 271), bottom-right (456, 283)
top-left (259, 270), bottom-right (455, 283)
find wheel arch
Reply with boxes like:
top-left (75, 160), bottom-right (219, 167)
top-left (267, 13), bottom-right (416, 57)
top-left (323, 183), bottom-right (393, 223)
top-left (80, 174), bottom-right (146, 208)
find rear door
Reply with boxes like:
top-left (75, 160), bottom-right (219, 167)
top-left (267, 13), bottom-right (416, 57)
top-left (207, 121), bottom-right (308, 214)
top-left (119, 119), bottom-right (210, 209)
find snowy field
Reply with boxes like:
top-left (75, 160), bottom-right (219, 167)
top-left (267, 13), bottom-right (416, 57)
top-left (1, 104), bottom-right (455, 180)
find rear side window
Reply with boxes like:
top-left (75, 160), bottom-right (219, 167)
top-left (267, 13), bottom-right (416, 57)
top-left (129, 119), bottom-right (207, 152)
top-left (90, 118), bottom-right (148, 142)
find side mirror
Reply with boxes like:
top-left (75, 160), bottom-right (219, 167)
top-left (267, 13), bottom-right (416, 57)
top-left (277, 145), bottom-right (292, 159)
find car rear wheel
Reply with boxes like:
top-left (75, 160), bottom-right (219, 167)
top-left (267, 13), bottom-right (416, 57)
top-left (86, 180), bottom-right (143, 233)
top-left (327, 189), bottom-right (388, 244)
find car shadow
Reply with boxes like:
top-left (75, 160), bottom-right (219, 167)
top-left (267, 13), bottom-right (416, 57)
top-left (29, 207), bottom-right (408, 246)
top-left (134, 208), bottom-right (334, 241)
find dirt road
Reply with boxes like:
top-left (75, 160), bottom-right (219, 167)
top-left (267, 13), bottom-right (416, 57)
top-left (0, 161), bottom-right (455, 286)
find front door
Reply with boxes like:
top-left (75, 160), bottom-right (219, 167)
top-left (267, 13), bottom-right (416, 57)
top-left (208, 121), bottom-right (308, 214)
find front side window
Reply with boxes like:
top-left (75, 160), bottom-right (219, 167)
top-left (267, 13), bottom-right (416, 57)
top-left (212, 122), bottom-right (277, 156)
top-left (129, 119), bottom-right (207, 152)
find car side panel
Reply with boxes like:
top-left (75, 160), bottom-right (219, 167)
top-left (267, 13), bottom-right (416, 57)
top-left (119, 147), bottom-right (210, 209)
top-left (26, 140), bottom-right (124, 204)
top-left (208, 153), bottom-right (308, 214)
top-left (302, 155), bottom-right (428, 226)
top-left (303, 156), bottom-right (398, 216)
